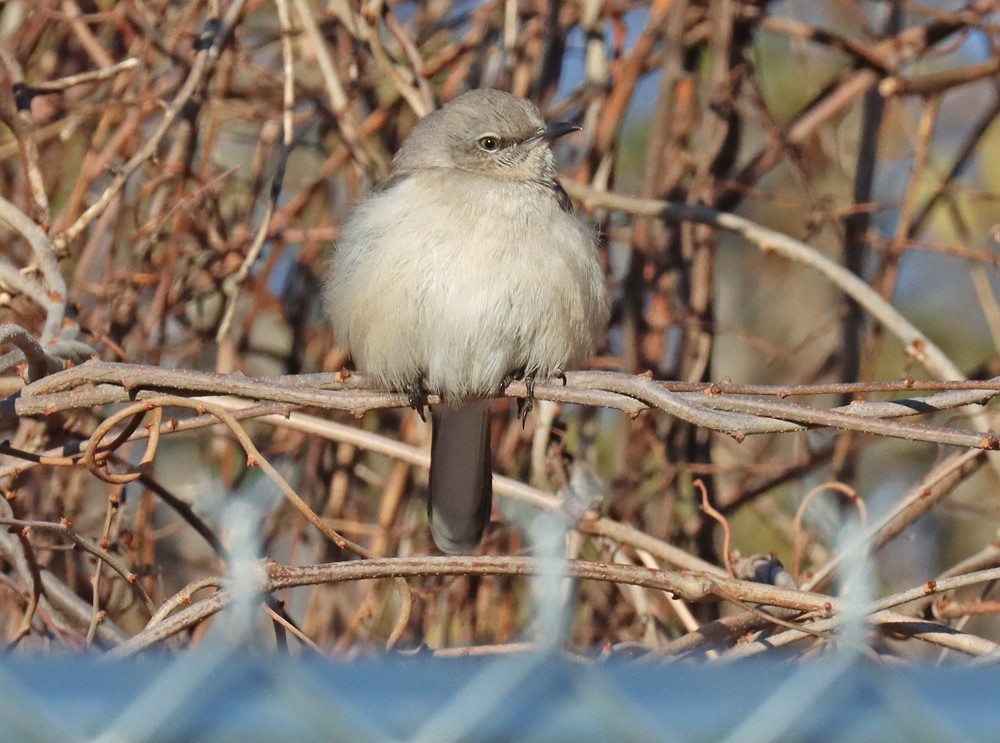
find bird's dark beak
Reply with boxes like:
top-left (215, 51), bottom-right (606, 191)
top-left (541, 121), bottom-right (582, 141)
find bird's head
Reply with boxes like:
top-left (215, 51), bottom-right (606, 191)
top-left (392, 89), bottom-right (580, 183)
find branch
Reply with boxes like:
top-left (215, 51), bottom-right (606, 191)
top-left (0, 323), bottom-right (62, 381)
top-left (53, 3), bottom-right (250, 250)
top-left (10, 362), bottom-right (1000, 452)
top-left (0, 197), bottom-right (67, 342)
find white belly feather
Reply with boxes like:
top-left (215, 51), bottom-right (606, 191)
top-left (325, 170), bottom-right (606, 399)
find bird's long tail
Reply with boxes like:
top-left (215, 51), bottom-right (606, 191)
top-left (428, 403), bottom-right (492, 554)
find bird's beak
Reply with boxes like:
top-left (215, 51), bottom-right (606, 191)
top-left (540, 121), bottom-right (582, 141)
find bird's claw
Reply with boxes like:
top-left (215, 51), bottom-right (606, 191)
top-left (501, 367), bottom-right (537, 426)
top-left (503, 368), bottom-right (566, 425)
top-left (407, 382), bottom-right (429, 422)
top-left (500, 366), bottom-right (524, 392)
top-left (517, 378), bottom-right (535, 424)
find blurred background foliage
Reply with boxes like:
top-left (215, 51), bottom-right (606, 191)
top-left (1, 0), bottom-right (999, 656)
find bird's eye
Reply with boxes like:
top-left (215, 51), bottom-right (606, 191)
top-left (477, 135), bottom-right (501, 152)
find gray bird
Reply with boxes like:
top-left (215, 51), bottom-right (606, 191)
top-left (325, 89), bottom-right (608, 553)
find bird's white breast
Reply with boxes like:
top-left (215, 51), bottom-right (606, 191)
top-left (325, 170), bottom-right (606, 399)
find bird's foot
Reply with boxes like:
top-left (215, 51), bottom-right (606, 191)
top-left (501, 367), bottom-right (538, 425)
top-left (407, 381), bottom-right (430, 422)
top-left (500, 366), bottom-right (525, 392)
top-left (519, 373), bottom-right (537, 424)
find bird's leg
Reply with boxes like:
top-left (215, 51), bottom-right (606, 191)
top-left (500, 366), bottom-right (535, 423)
top-left (519, 370), bottom-right (537, 424)
top-left (407, 379), bottom-right (430, 422)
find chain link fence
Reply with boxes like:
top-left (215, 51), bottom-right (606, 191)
top-left (2, 1), bottom-right (1000, 739)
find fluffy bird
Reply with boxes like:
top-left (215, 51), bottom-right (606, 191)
top-left (325, 89), bottom-right (607, 553)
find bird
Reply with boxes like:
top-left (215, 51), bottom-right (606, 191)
top-left (324, 89), bottom-right (608, 553)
